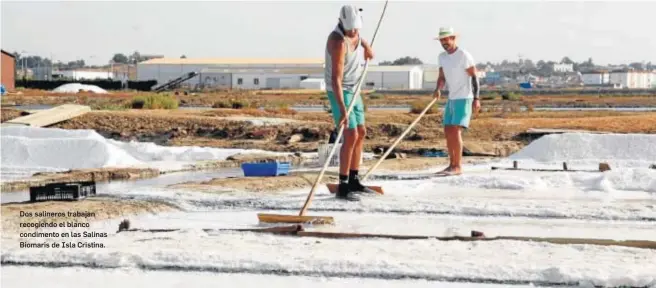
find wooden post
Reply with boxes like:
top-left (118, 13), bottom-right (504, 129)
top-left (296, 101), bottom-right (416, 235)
top-left (563, 162), bottom-right (568, 171)
top-left (513, 161), bottom-right (518, 169)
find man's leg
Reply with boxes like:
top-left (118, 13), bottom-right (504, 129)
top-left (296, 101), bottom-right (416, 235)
top-left (345, 93), bottom-right (376, 194)
top-left (350, 125), bottom-right (366, 172)
top-left (327, 90), bottom-right (360, 201)
top-left (439, 100), bottom-right (455, 174)
top-left (445, 98), bottom-right (473, 175)
top-left (447, 125), bottom-right (463, 175)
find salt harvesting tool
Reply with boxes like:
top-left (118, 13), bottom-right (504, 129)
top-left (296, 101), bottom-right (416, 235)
top-left (363, 97), bottom-right (439, 182)
top-left (258, 0), bottom-right (390, 225)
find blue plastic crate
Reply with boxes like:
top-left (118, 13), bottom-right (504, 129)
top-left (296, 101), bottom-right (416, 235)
top-left (422, 150), bottom-right (447, 158)
top-left (241, 161), bottom-right (291, 177)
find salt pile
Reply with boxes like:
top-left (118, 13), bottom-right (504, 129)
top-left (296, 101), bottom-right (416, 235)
top-left (52, 83), bottom-right (108, 94)
top-left (508, 133), bottom-right (656, 167)
top-left (0, 126), bottom-right (303, 180)
top-left (1, 127), bottom-right (144, 176)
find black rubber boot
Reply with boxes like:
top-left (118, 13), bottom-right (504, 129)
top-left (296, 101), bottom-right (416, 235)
top-left (348, 170), bottom-right (377, 195)
top-left (336, 183), bottom-right (360, 201)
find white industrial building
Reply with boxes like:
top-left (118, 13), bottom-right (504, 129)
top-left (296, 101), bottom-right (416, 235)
top-left (137, 57), bottom-right (428, 90)
top-left (581, 70), bottom-right (611, 86)
top-left (54, 70), bottom-right (115, 80)
top-left (137, 58), bottom-right (324, 89)
top-left (299, 78), bottom-right (326, 90)
top-left (609, 70), bottom-right (656, 89)
top-left (553, 63), bottom-right (574, 73)
top-left (364, 65), bottom-right (423, 90)
top-left (421, 65), bottom-right (440, 90)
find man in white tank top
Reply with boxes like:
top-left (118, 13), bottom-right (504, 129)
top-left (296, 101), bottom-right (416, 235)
top-left (324, 5), bottom-right (375, 201)
top-left (433, 27), bottom-right (481, 176)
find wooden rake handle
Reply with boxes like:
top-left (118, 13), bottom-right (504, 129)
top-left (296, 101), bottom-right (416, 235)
top-left (362, 97), bottom-right (438, 182)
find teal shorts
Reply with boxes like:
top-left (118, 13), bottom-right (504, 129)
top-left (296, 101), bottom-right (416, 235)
top-left (443, 98), bottom-right (473, 128)
top-left (327, 90), bottom-right (365, 129)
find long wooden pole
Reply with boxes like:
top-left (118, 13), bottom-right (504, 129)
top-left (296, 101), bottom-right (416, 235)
top-left (362, 97), bottom-right (438, 182)
top-left (299, 1), bottom-right (390, 217)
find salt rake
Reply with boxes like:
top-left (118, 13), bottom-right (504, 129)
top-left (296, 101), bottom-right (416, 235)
top-left (257, 0), bottom-right (390, 225)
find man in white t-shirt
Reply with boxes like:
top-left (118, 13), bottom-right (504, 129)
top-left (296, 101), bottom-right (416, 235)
top-left (433, 27), bottom-right (481, 176)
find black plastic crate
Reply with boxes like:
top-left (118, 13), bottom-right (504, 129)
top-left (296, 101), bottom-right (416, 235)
top-left (29, 181), bottom-right (96, 202)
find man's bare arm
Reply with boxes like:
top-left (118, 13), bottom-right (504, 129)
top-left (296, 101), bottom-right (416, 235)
top-left (466, 66), bottom-right (479, 99)
top-left (328, 32), bottom-right (347, 112)
top-left (437, 67), bottom-right (446, 91)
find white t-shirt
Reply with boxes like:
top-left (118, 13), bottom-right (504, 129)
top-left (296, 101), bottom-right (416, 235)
top-left (438, 48), bottom-right (476, 100)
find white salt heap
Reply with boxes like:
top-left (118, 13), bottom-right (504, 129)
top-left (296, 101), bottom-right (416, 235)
top-left (52, 83), bottom-right (108, 94)
top-left (0, 126), bottom-right (303, 181)
top-left (508, 133), bottom-right (656, 167)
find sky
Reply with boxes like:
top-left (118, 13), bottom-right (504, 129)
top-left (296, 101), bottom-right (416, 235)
top-left (2, 0), bottom-right (655, 66)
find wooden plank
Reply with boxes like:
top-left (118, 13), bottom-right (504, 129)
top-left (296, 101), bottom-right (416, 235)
top-left (524, 128), bottom-right (611, 135)
top-left (3, 104), bottom-right (90, 127)
top-left (294, 231), bottom-right (656, 249)
top-left (491, 167), bottom-right (599, 173)
top-left (325, 183), bottom-right (384, 195)
top-left (116, 224), bottom-right (656, 250)
top-left (257, 213), bottom-right (335, 225)
top-left (496, 236), bottom-right (656, 249)
top-left (117, 224), bottom-right (303, 234)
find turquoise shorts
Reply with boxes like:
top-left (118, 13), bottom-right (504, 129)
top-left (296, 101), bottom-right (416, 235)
top-left (443, 98), bottom-right (473, 128)
top-left (327, 90), bottom-right (365, 130)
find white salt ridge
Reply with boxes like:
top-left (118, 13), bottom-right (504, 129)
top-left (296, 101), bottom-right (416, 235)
top-left (508, 133), bottom-right (656, 167)
top-left (1, 267), bottom-right (539, 288)
top-left (432, 168), bottom-right (656, 193)
top-left (107, 140), bottom-right (295, 162)
top-left (3, 231), bottom-right (655, 287)
top-left (0, 126), bottom-right (306, 178)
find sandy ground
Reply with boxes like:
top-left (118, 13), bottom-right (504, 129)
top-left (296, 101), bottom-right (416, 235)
top-left (1, 197), bottom-right (178, 233)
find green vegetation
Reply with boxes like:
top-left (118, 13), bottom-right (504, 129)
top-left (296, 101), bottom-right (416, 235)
top-left (410, 100), bottom-right (439, 114)
top-left (501, 91), bottom-right (522, 101)
top-left (481, 93), bottom-right (499, 100)
top-left (131, 94), bottom-right (179, 109)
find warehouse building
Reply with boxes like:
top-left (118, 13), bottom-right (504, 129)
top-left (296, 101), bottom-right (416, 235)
top-left (581, 70), bottom-right (611, 86)
top-left (196, 67), bottom-right (324, 90)
top-left (137, 57), bottom-right (324, 90)
top-left (1, 49), bottom-right (16, 91)
top-left (421, 64), bottom-right (440, 90)
top-left (609, 70), bottom-right (656, 89)
top-left (364, 65), bottom-right (424, 90)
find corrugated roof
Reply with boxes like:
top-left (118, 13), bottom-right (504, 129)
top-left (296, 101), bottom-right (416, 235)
top-left (199, 67), bottom-right (322, 74)
top-left (369, 65), bottom-right (423, 72)
top-left (139, 57), bottom-right (324, 65)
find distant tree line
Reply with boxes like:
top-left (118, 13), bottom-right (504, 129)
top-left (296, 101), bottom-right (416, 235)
top-left (12, 52), bottom-right (89, 70)
top-left (378, 55), bottom-right (654, 75)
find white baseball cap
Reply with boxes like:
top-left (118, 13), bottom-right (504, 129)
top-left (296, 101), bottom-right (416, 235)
top-left (339, 5), bottom-right (363, 30)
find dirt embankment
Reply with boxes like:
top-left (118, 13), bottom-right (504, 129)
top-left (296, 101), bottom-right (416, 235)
top-left (1, 197), bottom-right (178, 233)
top-left (0, 168), bottom-right (161, 192)
top-left (4, 88), bottom-right (656, 108)
top-left (42, 109), bottom-right (656, 156)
